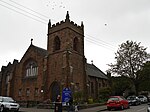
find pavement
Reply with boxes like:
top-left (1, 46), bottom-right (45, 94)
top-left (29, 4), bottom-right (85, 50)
top-left (78, 105), bottom-right (107, 112)
top-left (20, 105), bottom-right (107, 112)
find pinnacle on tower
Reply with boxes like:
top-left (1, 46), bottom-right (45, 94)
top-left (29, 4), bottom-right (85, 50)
top-left (81, 21), bottom-right (84, 28)
top-left (48, 19), bottom-right (51, 28)
top-left (65, 11), bottom-right (70, 21)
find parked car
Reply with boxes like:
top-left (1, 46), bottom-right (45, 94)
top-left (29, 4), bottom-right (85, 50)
top-left (0, 96), bottom-right (20, 112)
top-left (148, 96), bottom-right (150, 102)
top-left (138, 95), bottom-right (148, 103)
top-left (106, 96), bottom-right (129, 111)
top-left (148, 103), bottom-right (150, 112)
top-left (127, 96), bottom-right (141, 106)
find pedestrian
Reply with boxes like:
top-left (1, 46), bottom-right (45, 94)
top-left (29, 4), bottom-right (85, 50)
top-left (56, 95), bottom-right (61, 102)
top-left (74, 105), bottom-right (78, 112)
top-left (69, 97), bottom-right (73, 106)
top-left (55, 95), bottom-right (62, 112)
top-left (67, 97), bottom-right (73, 112)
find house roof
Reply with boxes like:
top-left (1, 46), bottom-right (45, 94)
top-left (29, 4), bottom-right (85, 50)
top-left (86, 63), bottom-right (108, 79)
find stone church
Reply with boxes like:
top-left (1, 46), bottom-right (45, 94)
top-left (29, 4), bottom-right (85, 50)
top-left (0, 12), bottom-right (108, 104)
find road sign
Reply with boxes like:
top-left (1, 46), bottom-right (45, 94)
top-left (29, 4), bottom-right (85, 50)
top-left (62, 88), bottom-right (72, 104)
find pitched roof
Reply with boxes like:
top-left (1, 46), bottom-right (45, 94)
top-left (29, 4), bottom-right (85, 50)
top-left (86, 63), bottom-right (108, 79)
top-left (31, 45), bottom-right (48, 57)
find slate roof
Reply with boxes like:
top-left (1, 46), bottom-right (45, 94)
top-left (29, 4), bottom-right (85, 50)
top-left (86, 63), bottom-right (108, 79)
top-left (31, 45), bottom-right (49, 57)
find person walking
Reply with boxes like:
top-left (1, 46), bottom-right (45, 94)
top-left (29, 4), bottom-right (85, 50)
top-left (74, 105), bottom-right (78, 112)
top-left (55, 95), bottom-right (62, 112)
top-left (68, 97), bottom-right (73, 112)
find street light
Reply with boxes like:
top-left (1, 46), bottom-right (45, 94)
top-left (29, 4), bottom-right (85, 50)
top-left (41, 89), bottom-right (44, 93)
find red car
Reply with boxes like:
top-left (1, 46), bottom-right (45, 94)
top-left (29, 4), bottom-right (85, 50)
top-left (106, 96), bottom-right (129, 111)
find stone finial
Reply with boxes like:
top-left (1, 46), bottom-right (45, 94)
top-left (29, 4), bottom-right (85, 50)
top-left (91, 60), bottom-right (93, 64)
top-left (48, 19), bottom-right (51, 28)
top-left (65, 11), bottom-right (70, 21)
top-left (31, 38), bottom-right (33, 45)
top-left (81, 21), bottom-right (84, 27)
top-left (81, 21), bottom-right (84, 29)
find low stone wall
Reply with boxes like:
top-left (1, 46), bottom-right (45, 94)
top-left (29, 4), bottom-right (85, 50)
top-left (18, 101), bottom-right (40, 108)
top-left (37, 103), bottom-right (55, 109)
top-left (37, 102), bottom-right (105, 110)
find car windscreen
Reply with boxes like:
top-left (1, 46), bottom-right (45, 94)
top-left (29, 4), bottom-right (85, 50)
top-left (108, 97), bottom-right (119, 101)
top-left (3, 97), bottom-right (15, 103)
top-left (127, 97), bottom-right (135, 100)
top-left (138, 96), bottom-right (144, 98)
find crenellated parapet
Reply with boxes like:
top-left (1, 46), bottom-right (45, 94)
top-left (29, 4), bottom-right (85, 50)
top-left (48, 11), bottom-right (84, 35)
top-left (50, 20), bottom-right (83, 29)
top-left (51, 20), bottom-right (65, 27)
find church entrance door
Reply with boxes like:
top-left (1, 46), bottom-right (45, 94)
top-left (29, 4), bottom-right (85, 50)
top-left (50, 81), bottom-right (60, 102)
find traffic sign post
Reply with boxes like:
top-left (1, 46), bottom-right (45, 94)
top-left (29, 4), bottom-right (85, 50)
top-left (62, 88), bottom-right (72, 106)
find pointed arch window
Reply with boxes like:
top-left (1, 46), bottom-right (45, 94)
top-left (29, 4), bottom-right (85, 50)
top-left (73, 37), bottom-right (78, 51)
top-left (25, 61), bottom-right (38, 77)
top-left (54, 36), bottom-right (61, 51)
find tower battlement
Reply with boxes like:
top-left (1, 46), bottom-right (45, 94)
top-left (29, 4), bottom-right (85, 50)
top-left (48, 11), bottom-right (84, 35)
top-left (50, 20), bottom-right (83, 30)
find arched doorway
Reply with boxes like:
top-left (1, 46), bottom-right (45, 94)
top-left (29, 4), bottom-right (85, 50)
top-left (50, 81), bottom-right (60, 102)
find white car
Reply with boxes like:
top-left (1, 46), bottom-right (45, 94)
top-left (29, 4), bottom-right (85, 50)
top-left (0, 96), bottom-right (20, 112)
top-left (138, 95), bottom-right (148, 103)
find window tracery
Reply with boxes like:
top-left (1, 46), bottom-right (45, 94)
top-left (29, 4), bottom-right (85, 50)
top-left (25, 61), bottom-right (38, 77)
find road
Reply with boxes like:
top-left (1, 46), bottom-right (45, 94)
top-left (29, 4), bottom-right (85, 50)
top-left (102, 104), bottom-right (149, 112)
top-left (19, 104), bottom-right (149, 112)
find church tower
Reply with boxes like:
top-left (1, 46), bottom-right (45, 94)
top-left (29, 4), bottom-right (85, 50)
top-left (46, 12), bottom-right (86, 101)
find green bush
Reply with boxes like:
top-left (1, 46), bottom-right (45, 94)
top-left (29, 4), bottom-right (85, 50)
top-left (99, 87), bottom-right (111, 102)
top-left (88, 98), bottom-right (93, 104)
top-left (73, 91), bottom-right (83, 104)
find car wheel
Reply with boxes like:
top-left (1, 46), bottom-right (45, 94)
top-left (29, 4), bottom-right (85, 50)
top-left (0, 106), bottom-right (4, 112)
top-left (107, 107), bottom-right (111, 111)
top-left (121, 105), bottom-right (124, 110)
top-left (127, 105), bottom-right (130, 109)
top-left (14, 109), bottom-right (19, 112)
top-left (135, 102), bottom-right (138, 106)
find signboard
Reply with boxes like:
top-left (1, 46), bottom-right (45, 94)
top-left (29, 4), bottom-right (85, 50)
top-left (62, 88), bottom-right (72, 105)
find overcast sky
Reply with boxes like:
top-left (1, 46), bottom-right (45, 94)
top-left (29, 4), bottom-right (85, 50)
top-left (0, 0), bottom-right (150, 73)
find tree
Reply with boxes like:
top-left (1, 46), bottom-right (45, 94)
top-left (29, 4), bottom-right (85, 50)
top-left (138, 61), bottom-right (150, 92)
top-left (99, 87), bottom-right (111, 102)
top-left (110, 76), bottom-right (133, 96)
top-left (108, 40), bottom-right (150, 94)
